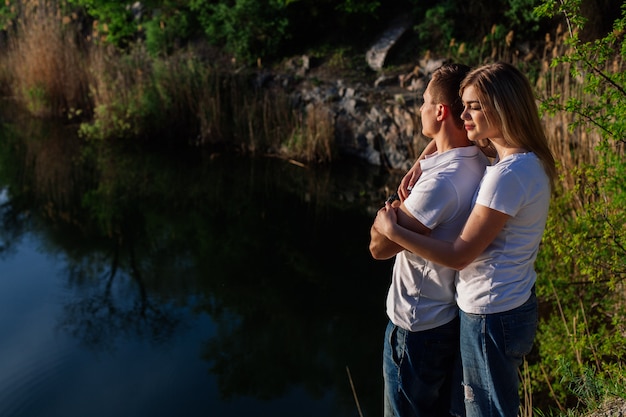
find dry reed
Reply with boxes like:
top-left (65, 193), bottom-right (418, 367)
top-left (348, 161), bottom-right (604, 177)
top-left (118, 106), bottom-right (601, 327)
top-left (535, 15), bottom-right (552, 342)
top-left (302, 102), bottom-right (335, 163)
top-left (6, 0), bottom-right (90, 118)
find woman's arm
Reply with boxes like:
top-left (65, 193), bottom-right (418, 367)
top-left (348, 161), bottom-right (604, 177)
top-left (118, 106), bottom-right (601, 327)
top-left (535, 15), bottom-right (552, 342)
top-left (398, 139), bottom-right (437, 201)
top-left (398, 140), bottom-right (496, 200)
top-left (373, 202), bottom-right (509, 269)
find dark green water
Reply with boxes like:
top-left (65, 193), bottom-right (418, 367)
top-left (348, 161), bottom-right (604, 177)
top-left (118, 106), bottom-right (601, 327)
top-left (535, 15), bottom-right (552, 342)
top-left (0, 109), bottom-right (398, 417)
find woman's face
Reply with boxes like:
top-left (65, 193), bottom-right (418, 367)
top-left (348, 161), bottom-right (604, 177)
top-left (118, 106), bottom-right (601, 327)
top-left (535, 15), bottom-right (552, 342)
top-left (460, 85), bottom-right (500, 142)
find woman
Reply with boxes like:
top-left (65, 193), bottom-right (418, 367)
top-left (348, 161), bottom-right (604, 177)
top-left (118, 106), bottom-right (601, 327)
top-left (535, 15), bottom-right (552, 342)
top-left (373, 62), bottom-right (557, 417)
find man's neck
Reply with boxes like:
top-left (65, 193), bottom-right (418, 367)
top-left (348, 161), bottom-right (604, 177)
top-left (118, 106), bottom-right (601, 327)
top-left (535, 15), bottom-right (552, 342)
top-left (435, 131), bottom-right (473, 154)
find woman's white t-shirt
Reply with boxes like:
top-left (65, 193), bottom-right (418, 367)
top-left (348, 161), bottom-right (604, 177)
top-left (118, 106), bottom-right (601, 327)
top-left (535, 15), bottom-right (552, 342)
top-left (456, 152), bottom-right (551, 314)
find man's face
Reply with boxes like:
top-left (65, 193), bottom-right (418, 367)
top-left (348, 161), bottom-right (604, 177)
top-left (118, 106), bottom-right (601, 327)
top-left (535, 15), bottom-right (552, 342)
top-left (420, 86), bottom-right (438, 138)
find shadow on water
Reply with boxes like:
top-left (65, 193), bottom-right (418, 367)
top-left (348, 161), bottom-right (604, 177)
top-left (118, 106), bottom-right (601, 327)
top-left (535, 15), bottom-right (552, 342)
top-left (0, 104), bottom-right (402, 416)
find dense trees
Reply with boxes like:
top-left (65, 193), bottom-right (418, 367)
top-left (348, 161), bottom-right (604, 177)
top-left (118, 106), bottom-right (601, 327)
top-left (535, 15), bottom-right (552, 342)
top-left (1, 0), bottom-right (564, 63)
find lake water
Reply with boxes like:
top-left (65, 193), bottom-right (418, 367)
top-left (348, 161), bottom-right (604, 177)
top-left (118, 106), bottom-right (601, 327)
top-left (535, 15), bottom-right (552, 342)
top-left (0, 111), bottom-right (398, 417)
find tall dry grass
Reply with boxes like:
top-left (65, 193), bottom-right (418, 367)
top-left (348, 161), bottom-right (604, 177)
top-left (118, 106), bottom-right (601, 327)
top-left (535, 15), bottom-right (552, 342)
top-left (81, 35), bottom-right (310, 155)
top-left (282, 102), bottom-right (335, 163)
top-left (6, 0), bottom-right (91, 118)
top-left (535, 24), bottom-right (603, 194)
top-left (1, 1), bottom-right (310, 157)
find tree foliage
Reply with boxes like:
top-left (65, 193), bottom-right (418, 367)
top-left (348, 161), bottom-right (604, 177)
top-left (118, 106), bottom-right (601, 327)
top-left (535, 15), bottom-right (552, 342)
top-left (0, 0), bottom-right (561, 64)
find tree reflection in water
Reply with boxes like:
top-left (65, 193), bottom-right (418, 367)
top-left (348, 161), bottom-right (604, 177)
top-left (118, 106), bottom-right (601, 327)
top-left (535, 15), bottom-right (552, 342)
top-left (0, 111), bottom-right (397, 416)
top-left (58, 244), bottom-right (183, 351)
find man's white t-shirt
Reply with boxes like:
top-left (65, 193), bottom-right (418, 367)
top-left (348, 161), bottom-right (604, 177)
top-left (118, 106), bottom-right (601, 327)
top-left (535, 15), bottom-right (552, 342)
top-left (456, 152), bottom-right (550, 314)
top-left (386, 146), bottom-right (488, 331)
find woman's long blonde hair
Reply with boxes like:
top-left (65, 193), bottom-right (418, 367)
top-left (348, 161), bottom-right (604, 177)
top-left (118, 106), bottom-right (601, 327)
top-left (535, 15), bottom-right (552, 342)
top-left (460, 62), bottom-right (557, 187)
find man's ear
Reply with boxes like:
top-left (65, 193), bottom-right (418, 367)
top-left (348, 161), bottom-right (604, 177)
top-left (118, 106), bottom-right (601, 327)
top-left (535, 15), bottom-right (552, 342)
top-left (437, 103), bottom-right (448, 121)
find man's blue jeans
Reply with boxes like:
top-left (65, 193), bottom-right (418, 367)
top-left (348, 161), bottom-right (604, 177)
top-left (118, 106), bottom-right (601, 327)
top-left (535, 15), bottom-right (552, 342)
top-left (383, 318), bottom-right (461, 417)
top-left (459, 291), bottom-right (538, 417)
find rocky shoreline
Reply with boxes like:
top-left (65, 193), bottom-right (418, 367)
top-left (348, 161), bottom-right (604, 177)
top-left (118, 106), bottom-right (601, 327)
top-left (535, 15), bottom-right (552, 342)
top-left (259, 56), bottom-right (447, 173)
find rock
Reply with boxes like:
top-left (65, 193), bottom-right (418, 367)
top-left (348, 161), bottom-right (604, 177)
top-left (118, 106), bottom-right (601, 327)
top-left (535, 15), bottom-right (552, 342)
top-left (366, 15), bottom-right (413, 71)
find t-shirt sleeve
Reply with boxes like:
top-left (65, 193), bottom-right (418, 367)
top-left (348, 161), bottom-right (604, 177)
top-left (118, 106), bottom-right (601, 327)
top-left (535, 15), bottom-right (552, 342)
top-left (403, 176), bottom-right (456, 230)
top-left (475, 165), bottom-right (525, 216)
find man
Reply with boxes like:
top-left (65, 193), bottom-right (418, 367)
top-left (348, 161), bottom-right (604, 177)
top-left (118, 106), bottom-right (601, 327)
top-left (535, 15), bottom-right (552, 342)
top-left (369, 63), bottom-right (488, 417)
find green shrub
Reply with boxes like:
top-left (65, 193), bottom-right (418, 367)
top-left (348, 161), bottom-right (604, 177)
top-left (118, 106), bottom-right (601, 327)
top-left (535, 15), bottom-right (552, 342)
top-left (532, 0), bottom-right (626, 411)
